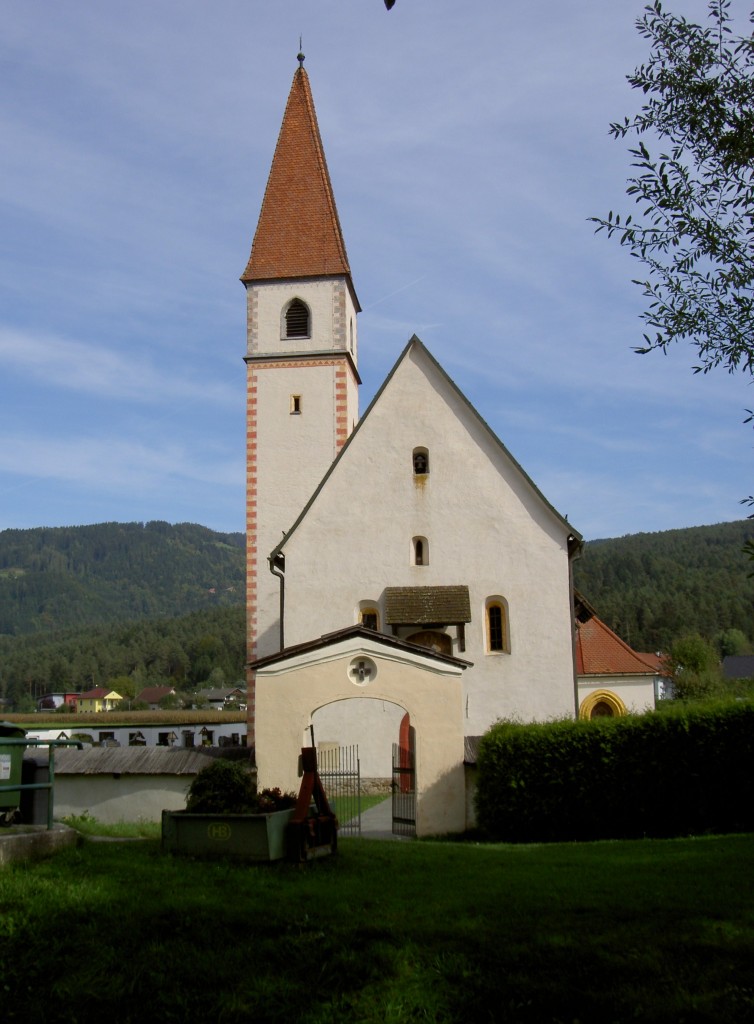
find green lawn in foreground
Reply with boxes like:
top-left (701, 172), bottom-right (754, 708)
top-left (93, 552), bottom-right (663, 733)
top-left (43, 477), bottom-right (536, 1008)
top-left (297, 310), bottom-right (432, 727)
top-left (1, 833), bottom-right (752, 1023)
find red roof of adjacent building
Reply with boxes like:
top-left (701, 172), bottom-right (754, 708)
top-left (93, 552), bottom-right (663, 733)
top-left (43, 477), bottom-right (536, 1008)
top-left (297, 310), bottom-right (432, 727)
top-left (241, 65), bottom-right (353, 285)
top-left (635, 651), bottom-right (665, 673)
top-left (78, 688), bottom-right (119, 700)
top-left (575, 615), bottom-right (658, 676)
top-left (137, 686), bottom-right (175, 704)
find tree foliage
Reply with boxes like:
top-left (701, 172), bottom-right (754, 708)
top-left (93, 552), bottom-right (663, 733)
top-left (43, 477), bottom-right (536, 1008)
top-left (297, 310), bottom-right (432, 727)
top-left (0, 605), bottom-right (245, 711)
top-left (663, 632), bottom-right (723, 699)
top-left (0, 521), bottom-right (244, 636)
top-left (592, 0), bottom-right (754, 375)
top-left (573, 519), bottom-right (754, 652)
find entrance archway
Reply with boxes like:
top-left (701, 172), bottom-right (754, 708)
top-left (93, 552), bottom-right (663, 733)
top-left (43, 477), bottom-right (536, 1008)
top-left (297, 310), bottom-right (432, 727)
top-left (252, 626), bottom-right (468, 836)
top-left (310, 697), bottom-right (410, 835)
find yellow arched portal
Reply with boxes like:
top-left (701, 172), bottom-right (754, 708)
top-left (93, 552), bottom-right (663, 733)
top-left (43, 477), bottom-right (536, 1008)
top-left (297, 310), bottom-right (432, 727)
top-left (579, 689), bottom-right (628, 720)
top-left (254, 635), bottom-right (468, 836)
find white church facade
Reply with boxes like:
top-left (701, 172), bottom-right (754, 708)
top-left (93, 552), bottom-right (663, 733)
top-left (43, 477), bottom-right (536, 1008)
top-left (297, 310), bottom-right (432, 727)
top-left (243, 61), bottom-right (583, 834)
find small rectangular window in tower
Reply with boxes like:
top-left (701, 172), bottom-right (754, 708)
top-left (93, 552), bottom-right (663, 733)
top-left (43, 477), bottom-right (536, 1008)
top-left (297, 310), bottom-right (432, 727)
top-left (290, 395), bottom-right (302, 415)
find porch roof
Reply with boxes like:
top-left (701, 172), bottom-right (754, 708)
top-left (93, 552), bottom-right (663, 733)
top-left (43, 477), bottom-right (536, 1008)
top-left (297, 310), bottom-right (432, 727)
top-left (249, 623), bottom-right (472, 671)
top-left (384, 586), bottom-right (471, 625)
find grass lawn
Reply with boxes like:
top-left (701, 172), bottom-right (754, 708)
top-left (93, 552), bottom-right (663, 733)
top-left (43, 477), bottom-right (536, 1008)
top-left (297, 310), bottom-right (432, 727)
top-left (0, 831), bottom-right (752, 1023)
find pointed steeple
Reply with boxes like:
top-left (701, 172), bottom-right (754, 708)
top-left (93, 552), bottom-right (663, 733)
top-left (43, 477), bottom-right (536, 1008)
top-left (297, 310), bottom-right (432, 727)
top-left (242, 65), bottom-right (354, 287)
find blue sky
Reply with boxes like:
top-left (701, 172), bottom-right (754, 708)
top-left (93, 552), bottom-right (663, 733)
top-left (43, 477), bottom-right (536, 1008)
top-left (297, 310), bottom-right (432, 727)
top-left (1, 0), bottom-right (752, 542)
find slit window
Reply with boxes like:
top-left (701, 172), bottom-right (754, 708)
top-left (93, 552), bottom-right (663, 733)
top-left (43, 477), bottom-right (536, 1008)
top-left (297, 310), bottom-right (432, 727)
top-left (486, 599), bottom-right (509, 653)
top-left (412, 536), bottom-right (429, 566)
top-left (285, 299), bottom-right (310, 338)
top-left (290, 394), bottom-right (302, 415)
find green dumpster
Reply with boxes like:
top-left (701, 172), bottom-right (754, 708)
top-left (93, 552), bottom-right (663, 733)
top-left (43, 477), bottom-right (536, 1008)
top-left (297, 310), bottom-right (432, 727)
top-left (0, 722), bottom-right (27, 816)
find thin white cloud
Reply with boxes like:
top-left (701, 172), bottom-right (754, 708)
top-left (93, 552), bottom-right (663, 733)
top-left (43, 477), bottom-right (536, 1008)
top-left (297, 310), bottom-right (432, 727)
top-left (0, 433), bottom-right (243, 492)
top-left (0, 328), bottom-right (235, 405)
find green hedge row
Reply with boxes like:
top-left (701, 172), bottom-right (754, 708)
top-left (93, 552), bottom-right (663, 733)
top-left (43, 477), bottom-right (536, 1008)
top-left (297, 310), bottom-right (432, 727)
top-left (474, 701), bottom-right (754, 842)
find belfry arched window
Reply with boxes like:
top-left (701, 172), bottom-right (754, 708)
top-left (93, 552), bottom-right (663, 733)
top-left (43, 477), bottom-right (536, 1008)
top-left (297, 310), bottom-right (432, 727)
top-left (284, 298), bottom-right (310, 339)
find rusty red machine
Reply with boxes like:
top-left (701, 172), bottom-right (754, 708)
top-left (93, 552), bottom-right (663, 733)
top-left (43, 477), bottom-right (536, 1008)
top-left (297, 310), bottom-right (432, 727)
top-left (286, 747), bottom-right (338, 862)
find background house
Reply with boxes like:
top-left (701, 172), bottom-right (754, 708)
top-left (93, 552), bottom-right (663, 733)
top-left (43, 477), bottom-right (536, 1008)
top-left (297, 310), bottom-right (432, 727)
top-left (722, 654), bottom-right (754, 681)
top-left (195, 686), bottom-right (245, 710)
top-left (23, 746), bottom-right (251, 825)
top-left (36, 692), bottom-right (79, 712)
top-left (575, 597), bottom-right (659, 717)
top-left (75, 688), bottom-right (122, 714)
top-left (136, 686), bottom-right (176, 710)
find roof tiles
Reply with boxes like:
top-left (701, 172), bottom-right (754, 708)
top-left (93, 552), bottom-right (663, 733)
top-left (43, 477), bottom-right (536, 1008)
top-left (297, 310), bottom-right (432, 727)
top-left (241, 66), bottom-right (352, 283)
top-left (575, 615), bottom-right (657, 676)
top-left (385, 586), bottom-right (472, 625)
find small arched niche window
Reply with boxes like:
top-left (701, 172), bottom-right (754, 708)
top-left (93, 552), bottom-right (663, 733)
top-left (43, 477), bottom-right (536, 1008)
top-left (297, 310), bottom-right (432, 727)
top-left (284, 298), bottom-right (310, 339)
top-left (412, 536), bottom-right (429, 566)
top-left (358, 602), bottom-right (380, 631)
top-left (412, 447), bottom-right (429, 475)
top-left (486, 597), bottom-right (510, 654)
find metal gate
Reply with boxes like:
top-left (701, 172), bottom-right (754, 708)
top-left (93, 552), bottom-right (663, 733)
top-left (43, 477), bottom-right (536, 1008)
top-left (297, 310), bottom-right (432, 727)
top-left (391, 742), bottom-right (416, 837)
top-left (318, 745), bottom-right (362, 836)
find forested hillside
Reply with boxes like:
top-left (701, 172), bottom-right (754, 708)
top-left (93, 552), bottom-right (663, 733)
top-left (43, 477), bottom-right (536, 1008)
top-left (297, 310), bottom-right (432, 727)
top-left (0, 521), bottom-right (244, 635)
top-left (573, 520), bottom-right (754, 652)
top-left (0, 605), bottom-right (245, 712)
top-left (1, 519), bottom-right (752, 711)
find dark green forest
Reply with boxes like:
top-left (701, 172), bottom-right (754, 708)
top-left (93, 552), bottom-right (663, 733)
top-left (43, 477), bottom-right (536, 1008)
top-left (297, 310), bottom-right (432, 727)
top-left (0, 521), bottom-right (244, 635)
top-left (0, 522), bottom-right (246, 711)
top-left (0, 604), bottom-right (245, 711)
top-left (0, 518), bottom-right (752, 711)
top-left (573, 520), bottom-right (754, 652)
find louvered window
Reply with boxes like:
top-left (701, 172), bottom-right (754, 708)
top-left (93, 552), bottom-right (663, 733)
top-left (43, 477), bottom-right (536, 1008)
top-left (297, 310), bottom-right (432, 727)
top-left (285, 299), bottom-right (310, 338)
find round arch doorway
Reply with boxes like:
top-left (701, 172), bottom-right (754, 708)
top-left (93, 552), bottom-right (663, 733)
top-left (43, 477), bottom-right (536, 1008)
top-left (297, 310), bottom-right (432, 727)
top-left (253, 627), bottom-right (468, 836)
top-left (310, 697), bottom-right (412, 836)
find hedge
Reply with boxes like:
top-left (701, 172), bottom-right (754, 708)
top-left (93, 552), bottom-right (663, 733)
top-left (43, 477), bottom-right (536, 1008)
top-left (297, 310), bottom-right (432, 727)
top-left (474, 701), bottom-right (754, 842)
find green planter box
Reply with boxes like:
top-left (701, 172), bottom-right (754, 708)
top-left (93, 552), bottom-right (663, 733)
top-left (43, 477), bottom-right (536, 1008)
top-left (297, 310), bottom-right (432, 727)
top-left (161, 808), bottom-right (294, 862)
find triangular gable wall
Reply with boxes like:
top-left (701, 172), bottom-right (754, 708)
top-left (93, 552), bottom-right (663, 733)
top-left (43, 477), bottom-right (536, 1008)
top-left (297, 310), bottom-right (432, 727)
top-left (273, 335), bottom-right (580, 563)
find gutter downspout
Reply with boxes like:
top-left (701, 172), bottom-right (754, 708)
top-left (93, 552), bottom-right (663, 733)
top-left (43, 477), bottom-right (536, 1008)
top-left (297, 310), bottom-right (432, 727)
top-left (567, 533), bottom-right (584, 719)
top-left (269, 552), bottom-right (285, 651)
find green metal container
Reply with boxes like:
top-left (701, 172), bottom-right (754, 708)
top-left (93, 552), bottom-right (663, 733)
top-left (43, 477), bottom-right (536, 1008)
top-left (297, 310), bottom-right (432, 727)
top-left (0, 722), bottom-right (27, 812)
top-left (161, 808), bottom-right (295, 861)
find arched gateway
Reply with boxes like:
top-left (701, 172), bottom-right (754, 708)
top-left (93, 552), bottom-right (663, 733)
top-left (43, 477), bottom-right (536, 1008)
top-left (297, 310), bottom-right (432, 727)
top-left (251, 625), bottom-right (469, 837)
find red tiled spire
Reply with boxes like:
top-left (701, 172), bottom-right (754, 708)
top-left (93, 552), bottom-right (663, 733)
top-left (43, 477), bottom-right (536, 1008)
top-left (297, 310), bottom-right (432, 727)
top-left (241, 65), bottom-right (352, 283)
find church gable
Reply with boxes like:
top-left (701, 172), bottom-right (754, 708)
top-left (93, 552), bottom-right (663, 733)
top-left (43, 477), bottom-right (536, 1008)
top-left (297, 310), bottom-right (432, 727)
top-left (274, 335), bottom-right (580, 722)
top-left (275, 335), bottom-right (578, 568)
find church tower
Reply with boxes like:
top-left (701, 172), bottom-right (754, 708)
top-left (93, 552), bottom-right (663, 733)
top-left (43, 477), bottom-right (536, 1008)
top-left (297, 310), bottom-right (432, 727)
top-left (242, 57), bottom-right (360, 746)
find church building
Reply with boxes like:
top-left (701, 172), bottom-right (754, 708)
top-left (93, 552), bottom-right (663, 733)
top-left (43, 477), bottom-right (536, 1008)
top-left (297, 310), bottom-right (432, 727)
top-left (242, 60), bottom-right (583, 834)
